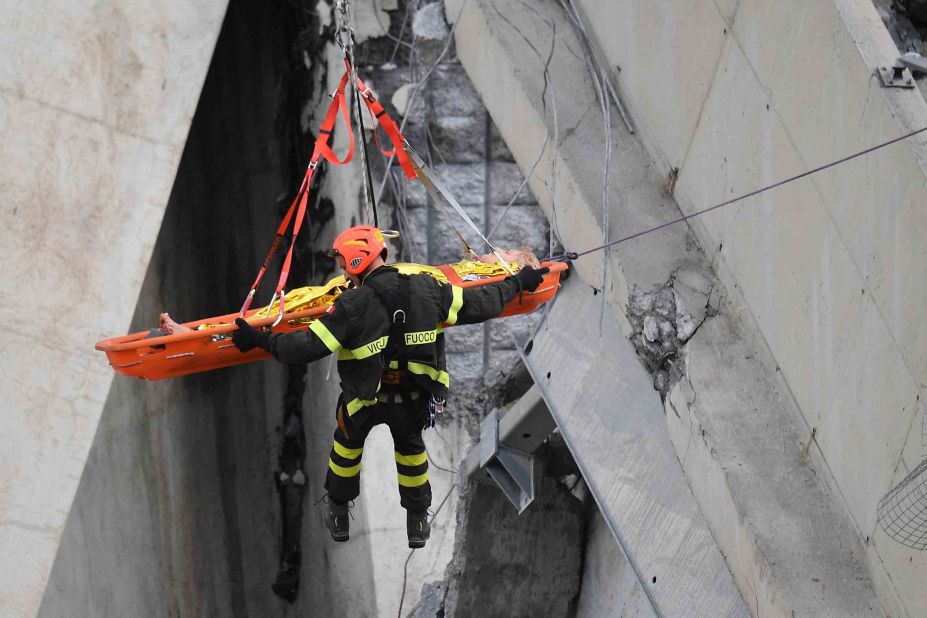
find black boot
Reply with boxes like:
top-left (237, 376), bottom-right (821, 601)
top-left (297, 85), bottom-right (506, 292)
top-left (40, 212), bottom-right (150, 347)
top-left (407, 510), bottom-right (431, 549)
top-left (326, 500), bottom-right (350, 542)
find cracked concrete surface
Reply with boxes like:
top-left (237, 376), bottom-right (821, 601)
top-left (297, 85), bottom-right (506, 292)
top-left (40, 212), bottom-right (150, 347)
top-left (626, 261), bottom-right (720, 397)
top-left (448, 0), bottom-right (886, 614)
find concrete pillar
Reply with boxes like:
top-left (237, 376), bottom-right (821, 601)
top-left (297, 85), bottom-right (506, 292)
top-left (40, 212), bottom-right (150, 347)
top-left (0, 1), bottom-right (227, 614)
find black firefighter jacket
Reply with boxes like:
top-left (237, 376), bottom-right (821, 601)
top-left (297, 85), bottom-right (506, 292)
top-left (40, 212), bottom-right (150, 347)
top-left (266, 265), bottom-right (520, 422)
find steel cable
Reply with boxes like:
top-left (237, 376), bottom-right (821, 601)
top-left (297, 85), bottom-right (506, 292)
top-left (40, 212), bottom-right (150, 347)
top-left (546, 126), bottom-right (927, 262)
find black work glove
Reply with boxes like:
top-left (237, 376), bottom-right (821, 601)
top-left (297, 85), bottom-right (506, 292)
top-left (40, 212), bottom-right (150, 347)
top-left (232, 317), bottom-right (270, 353)
top-left (513, 266), bottom-right (550, 293)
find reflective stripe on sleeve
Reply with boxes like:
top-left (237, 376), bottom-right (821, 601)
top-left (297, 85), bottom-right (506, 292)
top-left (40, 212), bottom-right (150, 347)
top-left (333, 441), bottom-right (363, 460)
top-left (337, 336), bottom-right (389, 361)
top-left (397, 471), bottom-right (429, 487)
top-left (395, 451), bottom-right (427, 466)
top-left (329, 459), bottom-right (361, 477)
top-left (445, 285), bottom-right (463, 325)
top-left (310, 320), bottom-right (342, 352)
top-left (350, 335), bottom-right (388, 359)
top-left (407, 361), bottom-right (450, 388)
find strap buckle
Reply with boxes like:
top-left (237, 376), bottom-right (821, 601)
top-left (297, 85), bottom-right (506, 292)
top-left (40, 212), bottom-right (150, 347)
top-left (307, 160), bottom-right (319, 170)
top-left (359, 86), bottom-right (374, 102)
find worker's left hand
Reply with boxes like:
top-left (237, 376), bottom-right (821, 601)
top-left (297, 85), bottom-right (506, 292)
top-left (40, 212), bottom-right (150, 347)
top-left (513, 266), bottom-right (550, 292)
top-left (232, 317), bottom-right (270, 353)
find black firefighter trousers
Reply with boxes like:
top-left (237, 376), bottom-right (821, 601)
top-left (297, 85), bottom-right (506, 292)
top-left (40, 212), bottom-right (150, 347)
top-left (325, 393), bottom-right (431, 513)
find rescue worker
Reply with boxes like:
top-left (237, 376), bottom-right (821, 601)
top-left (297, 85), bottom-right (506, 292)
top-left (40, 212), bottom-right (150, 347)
top-left (231, 226), bottom-right (549, 548)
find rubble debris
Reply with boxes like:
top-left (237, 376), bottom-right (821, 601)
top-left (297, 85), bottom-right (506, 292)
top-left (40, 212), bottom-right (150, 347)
top-left (626, 262), bottom-right (719, 398)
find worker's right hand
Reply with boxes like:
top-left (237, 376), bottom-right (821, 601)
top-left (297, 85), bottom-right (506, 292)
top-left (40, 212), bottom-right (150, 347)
top-left (232, 317), bottom-right (270, 353)
top-left (514, 266), bottom-right (550, 292)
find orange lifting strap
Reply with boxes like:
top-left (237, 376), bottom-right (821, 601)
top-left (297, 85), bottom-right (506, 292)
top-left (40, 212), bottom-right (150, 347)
top-left (95, 61), bottom-right (568, 381)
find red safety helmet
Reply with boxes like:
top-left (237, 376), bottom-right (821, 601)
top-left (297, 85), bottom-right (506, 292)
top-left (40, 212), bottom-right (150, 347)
top-left (331, 226), bottom-right (388, 276)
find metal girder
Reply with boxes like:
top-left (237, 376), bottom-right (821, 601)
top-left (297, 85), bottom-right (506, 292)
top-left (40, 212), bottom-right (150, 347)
top-left (461, 385), bottom-right (557, 513)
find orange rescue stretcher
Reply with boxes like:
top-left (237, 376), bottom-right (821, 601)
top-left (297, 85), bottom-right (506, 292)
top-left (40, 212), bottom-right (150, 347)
top-left (96, 262), bottom-right (567, 381)
top-left (96, 59), bottom-right (568, 380)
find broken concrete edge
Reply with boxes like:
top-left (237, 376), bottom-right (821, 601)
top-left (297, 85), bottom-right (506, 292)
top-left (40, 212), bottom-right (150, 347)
top-left (446, 0), bottom-right (888, 613)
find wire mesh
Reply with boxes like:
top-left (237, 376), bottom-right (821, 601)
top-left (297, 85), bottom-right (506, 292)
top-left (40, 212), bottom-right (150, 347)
top-left (877, 457), bottom-right (927, 550)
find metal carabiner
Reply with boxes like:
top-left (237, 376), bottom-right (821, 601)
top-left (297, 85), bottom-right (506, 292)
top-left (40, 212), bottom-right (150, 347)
top-left (272, 290), bottom-right (286, 328)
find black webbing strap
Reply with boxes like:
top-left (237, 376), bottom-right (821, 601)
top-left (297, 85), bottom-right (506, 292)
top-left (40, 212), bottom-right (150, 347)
top-left (365, 272), bottom-right (411, 365)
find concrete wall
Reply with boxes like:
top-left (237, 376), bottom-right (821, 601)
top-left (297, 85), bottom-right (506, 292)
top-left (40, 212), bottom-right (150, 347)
top-left (0, 1), bottom-right (227, 614)
top-left (445, 0), bottom-right (895, 614)
top-left (37, 3), bottom-right (358, 615)
top-left (572, 0), bottom-right (927, 614)
top-left (444, 441), bottom-right (586, 617)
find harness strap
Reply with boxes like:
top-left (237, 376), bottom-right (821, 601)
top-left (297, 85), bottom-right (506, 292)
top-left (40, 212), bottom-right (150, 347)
top-left (239, 71), bottom-right (354, 316)
top-left (365, 272), bottom-right (412, 366)
top-left (350, 61), bottom-right (416, 180)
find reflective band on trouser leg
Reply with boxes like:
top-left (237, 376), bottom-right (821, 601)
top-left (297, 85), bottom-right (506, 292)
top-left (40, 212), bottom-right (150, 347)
top-left (445, 285), bottom-right (463, 325)
top-left (396, 450), bottom-right (429, 487)
top-left (407, 361), bottom-right (450, 388)
top-left (346, 397), bottom-right (378, 416)
top-left (310, 320), bottom-right (343, 352)
top-left (398, 472), bottom-right (429, 487)
top-left (395, 451), bottom-right (427, 467)
top-left (329, 459), bottom-right (361, 477)
top-left (329, 440), bottom-right (363, 477)
top-left (334, 440), bottom-right (363, 460)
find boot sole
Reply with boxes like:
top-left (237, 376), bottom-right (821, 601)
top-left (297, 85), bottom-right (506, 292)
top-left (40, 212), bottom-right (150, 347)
top-left (330, 533), bottom-right (349, 543)
top-left (408, 539), bottom-right (426, 549)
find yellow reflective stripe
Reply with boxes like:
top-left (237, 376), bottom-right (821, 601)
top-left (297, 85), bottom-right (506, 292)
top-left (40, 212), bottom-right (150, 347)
top-left (389, 360), bottom-right (400, 369)
top-left (329, 459), bottom-right (361, 477)
top-left (404, 330), bottom-right (437, 346)
top-left (350, 335), bottom-right (388, 359)
top-left (336, 336), bottom-right (389, 361)
top-left (334, 441), bottom-right (363, 460)
top-left (398, 471), bottom-right (429, 487)
top-left (346, 397), bottom-right (378, 416)
top-left (310, 320), bottom-right (342, 352)
top-left (407, 361), bottom-right (450, 388)
top-left (395, 451), bottom-right (427, 466)
top-left (445, 285), bottom-right (463, 325)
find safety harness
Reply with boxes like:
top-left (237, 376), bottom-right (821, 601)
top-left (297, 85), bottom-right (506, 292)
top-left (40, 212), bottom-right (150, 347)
top-left (363, 270), bottom-right (412, 370)
top-left (364, 269), bottom-right (445, 426)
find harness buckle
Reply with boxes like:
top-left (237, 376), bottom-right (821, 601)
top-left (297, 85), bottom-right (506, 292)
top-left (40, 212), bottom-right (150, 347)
top-left (392, 309), bottom-right (406, 324)
top-left (307, 161), bottom-right (319, 170)
top-left (359, 87), bottom-right (374, 102)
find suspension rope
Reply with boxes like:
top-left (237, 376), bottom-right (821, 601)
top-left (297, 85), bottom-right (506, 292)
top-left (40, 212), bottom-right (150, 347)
top-left (545, 126), bottom-right (927, 262)
top-left (337, 1), bottom-right (379, 227)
